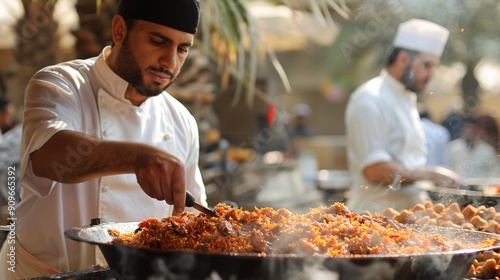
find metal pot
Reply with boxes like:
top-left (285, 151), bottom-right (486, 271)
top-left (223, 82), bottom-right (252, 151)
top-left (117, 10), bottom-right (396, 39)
top-left (65, 221), bottom-right (500, 280)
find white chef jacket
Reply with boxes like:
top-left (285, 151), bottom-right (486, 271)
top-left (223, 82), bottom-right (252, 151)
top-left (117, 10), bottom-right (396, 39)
top-left (448, 138), bottom-right (500, 179)
top-left (421, 117), bottom-right (450, 167)
top-left (344, 71), bottom-right (429, 214)
top-left (0, 46), bottom-right (207, 279)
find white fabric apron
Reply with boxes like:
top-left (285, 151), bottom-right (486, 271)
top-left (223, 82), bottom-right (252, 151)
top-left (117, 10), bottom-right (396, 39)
top-left (0, 238), bottom-right (61, 280)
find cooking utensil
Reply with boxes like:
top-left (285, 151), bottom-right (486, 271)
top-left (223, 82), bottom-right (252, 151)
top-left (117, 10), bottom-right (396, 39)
top-left (417, 181), bottom-right (500, 195)
top-left (65, 222), bottom-right (500, 280)
top-left (416, 166), bottom-right (466, 186)
top-left (414, 180), bottom-right (500, 209)
top-left (185, 190), bottom-right (217, 217)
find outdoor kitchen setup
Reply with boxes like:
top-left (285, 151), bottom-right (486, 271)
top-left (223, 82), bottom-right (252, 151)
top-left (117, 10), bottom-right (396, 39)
top-left (0, 1), bottom-right (499, 280)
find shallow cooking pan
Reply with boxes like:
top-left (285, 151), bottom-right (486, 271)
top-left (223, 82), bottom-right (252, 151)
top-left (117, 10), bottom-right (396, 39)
top-left (65, 220), bottom-right (500, 280)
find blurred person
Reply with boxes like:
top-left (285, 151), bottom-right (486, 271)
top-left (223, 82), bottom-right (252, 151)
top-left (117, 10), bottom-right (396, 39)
top-left (345, 19), bottom-right (462, 214)
top-left (286, 103), bottom-right (315, 161)
top-left (0, 73), bottom-right (7, 101)
top-left (441, 111), bottom-right (464, 141)
top-left (0, 97), bottom-right (21, 207)
top-left (287, 103), bottom-right (315, 139)
top-left (255, 104), bottom-right (292, 155)
top-left (418, 103), bottom-right (450, 167)
top-left (0, 0), bottom-right (207, 279)
top-left (448, 116), bottom-right (500, 179)
top-left (473, 112), bottom-right (500, 155)
top-left (0, 102), bottom-right (21, 246)
top-left (0, 97), bottom-right (16, 137)
top-left (0, 97), bottom-right (20, 211)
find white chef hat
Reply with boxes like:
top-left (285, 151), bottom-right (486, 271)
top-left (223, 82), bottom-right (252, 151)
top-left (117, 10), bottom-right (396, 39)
top-left (393, 18), bottom-right (450, 57)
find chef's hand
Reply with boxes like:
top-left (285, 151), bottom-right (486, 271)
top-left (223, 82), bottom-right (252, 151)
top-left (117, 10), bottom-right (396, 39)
top-left (363, 162), bottom-right (464, 189)
top-left (134, 150), bottom-right (187, 216)
top-left (415, 166), bottom-right (464, 189)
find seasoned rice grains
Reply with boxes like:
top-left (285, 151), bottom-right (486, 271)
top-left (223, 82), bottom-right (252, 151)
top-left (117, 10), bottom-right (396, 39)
top-left (110, 203), bottom-right (494, 256)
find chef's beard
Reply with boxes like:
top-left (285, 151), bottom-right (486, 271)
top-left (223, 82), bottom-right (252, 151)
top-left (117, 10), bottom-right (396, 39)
top-left (116, 35), bottom-right (175, 97)
top-left (402, 66), bottom-right (420, 93)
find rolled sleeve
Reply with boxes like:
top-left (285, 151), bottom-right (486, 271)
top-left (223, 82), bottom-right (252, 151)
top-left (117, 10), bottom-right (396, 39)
top-left (21, 70), bottom-right (80, 197)
top-left (363, 149), bottom-right (393, 167)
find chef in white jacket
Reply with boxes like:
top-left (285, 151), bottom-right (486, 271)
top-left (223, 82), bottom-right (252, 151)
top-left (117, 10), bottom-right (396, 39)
top-left (0, 0), bottom-right (207, 279)
top-left (345, 19), bottom-right (462, 214)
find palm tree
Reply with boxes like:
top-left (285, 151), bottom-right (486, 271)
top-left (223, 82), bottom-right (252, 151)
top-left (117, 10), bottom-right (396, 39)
top-left (15, 0), bottom-right (59, 71)
top-left (72, 0), bottom-right (117, 58)
top-left (201, 0), bottom-right (351, 105)
top-left (70, 0), bottom-right (351, 103)
top-left (13, 0), bottom-right (60, 106)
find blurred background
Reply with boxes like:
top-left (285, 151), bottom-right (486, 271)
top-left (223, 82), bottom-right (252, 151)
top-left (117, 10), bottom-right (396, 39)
top-left (0, 0), bottom-right (499, 212)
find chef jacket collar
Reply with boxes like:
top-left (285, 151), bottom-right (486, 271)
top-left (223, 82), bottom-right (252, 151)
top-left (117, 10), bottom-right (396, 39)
top-left (94, 46), bottom-right (151, 107)
top-left (381, 70), bottom-right (415, 99)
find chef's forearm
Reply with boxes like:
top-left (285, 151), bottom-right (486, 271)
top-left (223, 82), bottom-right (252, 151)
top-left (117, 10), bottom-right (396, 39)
top-left (363, 162), bottom-right (421, 186)
top-left (30, 130), bottom-right (151, 182)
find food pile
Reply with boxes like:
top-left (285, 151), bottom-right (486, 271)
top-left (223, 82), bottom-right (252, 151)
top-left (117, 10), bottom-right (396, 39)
top-left (468, 250), bottom-right (500, 279)
top-left (381, 201), bottom-right (500, 279)
top-left (111, 203), bottom-right (485, 257)
top-left (381, 201), bottom-right (500, 233)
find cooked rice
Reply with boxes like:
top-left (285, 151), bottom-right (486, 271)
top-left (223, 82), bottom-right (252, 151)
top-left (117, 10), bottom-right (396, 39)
top-left (110, 203), bottom-right (495, 256)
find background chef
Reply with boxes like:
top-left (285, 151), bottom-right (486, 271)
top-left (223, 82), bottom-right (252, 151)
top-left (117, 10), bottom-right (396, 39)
top-left (345, 18), bottom-right (463, 214)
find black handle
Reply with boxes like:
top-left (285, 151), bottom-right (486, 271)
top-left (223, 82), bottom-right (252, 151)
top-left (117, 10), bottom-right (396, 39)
top-left (185, 190), bottom-right (217, 217)
top-left (185, 191), bottom-right (195, 207)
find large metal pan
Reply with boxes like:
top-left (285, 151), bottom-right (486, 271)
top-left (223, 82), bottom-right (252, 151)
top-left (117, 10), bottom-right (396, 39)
top-left (65, 221), bottom-right (500, 280)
